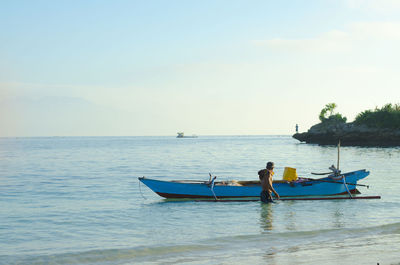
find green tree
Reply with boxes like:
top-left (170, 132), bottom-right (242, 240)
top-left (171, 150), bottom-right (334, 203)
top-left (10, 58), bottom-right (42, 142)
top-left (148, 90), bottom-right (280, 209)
top-left (320, 103), bottom-right (336, 122)
top-left (319, 103), bottom-right (347, 123)
top-left (355, 103), bottom-right (400, 129)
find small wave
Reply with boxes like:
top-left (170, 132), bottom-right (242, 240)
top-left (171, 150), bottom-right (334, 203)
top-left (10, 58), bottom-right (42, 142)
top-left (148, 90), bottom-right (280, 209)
top-left (211, 221), bottom-right (400, 246)
top-left (4, 222), bottom-right (400, 265)
top-left (2, 244), bottom-right (218, 265)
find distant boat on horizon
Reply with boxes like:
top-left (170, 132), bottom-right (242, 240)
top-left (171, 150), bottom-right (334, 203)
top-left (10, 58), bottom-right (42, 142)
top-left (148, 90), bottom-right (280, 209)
top-left (177, 132), bottom-right (198, 138)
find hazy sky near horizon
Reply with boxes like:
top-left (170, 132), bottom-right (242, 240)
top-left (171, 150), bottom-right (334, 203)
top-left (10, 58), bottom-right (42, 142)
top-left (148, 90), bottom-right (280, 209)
top-left (1, 0), bottom-right (400, 136)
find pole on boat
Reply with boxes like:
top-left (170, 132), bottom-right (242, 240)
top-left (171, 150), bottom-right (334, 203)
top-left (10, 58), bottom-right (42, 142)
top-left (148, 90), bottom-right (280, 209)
top-left (337, 140), bottom-right (353, 198)
top-left (337, 140), bottom-right (340, 171)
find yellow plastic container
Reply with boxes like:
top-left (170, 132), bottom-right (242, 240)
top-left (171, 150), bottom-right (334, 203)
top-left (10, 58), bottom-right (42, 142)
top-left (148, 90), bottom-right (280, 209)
top-left (283, 167), bottom-right (298, 181)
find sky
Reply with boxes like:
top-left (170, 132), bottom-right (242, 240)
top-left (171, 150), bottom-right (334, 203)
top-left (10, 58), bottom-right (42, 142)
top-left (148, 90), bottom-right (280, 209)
top-left (1, 0), bottom-right (399, 137)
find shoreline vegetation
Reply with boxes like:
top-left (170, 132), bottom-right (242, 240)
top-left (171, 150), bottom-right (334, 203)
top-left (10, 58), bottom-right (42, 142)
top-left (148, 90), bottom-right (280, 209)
top-left (293, 103), bottom-right (400, 147)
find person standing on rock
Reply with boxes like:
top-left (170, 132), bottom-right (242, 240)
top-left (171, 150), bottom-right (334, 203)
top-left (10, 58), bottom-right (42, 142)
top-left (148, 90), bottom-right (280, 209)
top-left (258, 162), bottom-right (280, 203)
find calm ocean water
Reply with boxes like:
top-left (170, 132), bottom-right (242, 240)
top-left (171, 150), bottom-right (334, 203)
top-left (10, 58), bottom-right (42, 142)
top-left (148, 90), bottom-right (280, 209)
top-left (1, 136), bottom-right (399, 265)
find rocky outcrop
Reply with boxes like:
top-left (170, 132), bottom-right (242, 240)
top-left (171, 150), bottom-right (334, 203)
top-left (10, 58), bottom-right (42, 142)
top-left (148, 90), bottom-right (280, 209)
top-left (293, 122), bottom-right (400, 147)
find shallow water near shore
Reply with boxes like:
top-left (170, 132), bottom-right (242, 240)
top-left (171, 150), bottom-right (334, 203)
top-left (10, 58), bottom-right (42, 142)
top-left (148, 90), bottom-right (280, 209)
top-left (1, 136), bottom-right (399, 264)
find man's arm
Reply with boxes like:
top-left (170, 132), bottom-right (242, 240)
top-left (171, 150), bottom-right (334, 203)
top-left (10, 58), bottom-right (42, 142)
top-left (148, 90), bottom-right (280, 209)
top-left (272, 187), bottom-right (280, 199)
top-left (268, 176), bottom-right (280, 199)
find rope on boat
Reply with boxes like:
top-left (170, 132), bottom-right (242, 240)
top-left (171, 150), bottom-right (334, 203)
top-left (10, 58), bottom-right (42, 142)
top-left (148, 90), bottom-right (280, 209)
top-left (139, 177), bottom-right (147, 200)
top-left (209, 176), bottom-right (218, 201)
top-left (342, 175), bottom-right (353, 198)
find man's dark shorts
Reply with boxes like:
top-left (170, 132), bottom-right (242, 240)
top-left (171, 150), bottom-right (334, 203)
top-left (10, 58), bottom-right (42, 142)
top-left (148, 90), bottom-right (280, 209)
top-left (260, 191), bottom-right (274, 203)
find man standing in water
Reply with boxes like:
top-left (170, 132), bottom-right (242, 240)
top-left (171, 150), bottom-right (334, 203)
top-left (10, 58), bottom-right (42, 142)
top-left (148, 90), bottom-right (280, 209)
top-left (258, 162), bottom-right (280, 203)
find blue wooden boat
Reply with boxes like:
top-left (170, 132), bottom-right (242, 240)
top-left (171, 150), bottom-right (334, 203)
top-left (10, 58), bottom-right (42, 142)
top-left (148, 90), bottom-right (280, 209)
top-left (138, 169), bottom-right (370, 199)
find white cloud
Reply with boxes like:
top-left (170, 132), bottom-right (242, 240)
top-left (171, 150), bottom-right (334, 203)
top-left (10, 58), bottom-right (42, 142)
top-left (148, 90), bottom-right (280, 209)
top-left (254, 30), bottom-right (351, 53)
top-left (253, 22), bottom-right (400, 53)
top-left (350, 22), bottom-right (400, 40)
top-left (345, 0), bottom-right (400, 13)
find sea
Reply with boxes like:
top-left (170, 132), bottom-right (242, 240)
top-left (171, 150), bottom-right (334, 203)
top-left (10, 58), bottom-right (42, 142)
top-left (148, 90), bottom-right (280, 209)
top-left (1, 135), bottom-right (399, 265)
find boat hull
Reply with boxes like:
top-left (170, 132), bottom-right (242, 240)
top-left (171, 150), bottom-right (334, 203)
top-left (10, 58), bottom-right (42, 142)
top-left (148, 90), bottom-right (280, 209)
top-left (139, 170), bottom-right (369, 199)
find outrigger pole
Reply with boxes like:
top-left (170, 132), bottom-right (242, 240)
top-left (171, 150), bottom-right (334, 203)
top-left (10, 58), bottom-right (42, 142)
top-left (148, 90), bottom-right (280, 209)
top-left (195, 196), bottom-right (381, 202)
top-left (304, 178), bottom-right (369, 188)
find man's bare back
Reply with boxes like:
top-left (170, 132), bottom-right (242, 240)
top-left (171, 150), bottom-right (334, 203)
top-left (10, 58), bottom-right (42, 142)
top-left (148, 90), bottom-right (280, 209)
top-left (258, 162), bottom-right (280, 202)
